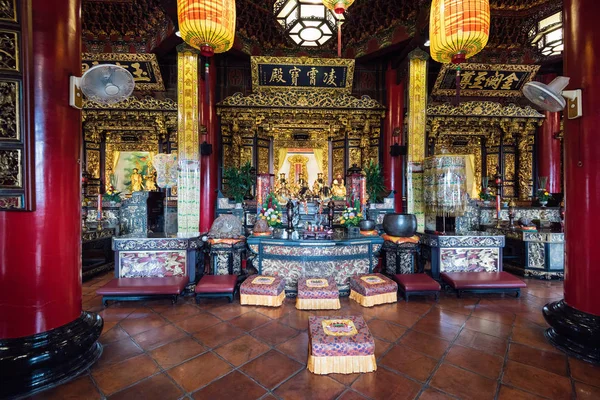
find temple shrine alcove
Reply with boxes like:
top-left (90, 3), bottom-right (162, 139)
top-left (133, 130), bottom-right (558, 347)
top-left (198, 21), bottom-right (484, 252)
top-left (426, 101), bottom-right (544, 200)
top-left (217, 90), bottom-right (385, 190)
top-left (82, 97), bottom-right (178, 197)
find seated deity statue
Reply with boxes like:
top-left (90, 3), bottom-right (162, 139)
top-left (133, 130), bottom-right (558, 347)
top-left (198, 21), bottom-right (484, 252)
top-left (297, 178), bottom-right (312, 199)
top-left (312, 172), bottom-right (325, 196)
top-left (144, 170), bottom-right (158, 191)
top-left (330, 174), bottom-right (347, 199)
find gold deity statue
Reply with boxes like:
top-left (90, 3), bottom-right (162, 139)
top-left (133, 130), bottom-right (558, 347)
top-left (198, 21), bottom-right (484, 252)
top-left (130, 168), bottom-right (144, 192)
top-left (330, 173), bottom-right (347, 199)
top-left (144, 170), bottom-right (158, 191)
top-left (312, 172), bottom-right (325, 197)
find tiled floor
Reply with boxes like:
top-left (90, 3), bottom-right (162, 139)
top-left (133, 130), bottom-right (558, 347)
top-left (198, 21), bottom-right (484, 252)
top-left (30, 273), bottom-right (600, 400)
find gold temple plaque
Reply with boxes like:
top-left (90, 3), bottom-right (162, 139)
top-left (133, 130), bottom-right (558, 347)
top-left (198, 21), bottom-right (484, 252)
top-left (432, 63), bottom-right (540, 98)
top-left (251, 56), bottom-right (355, 93)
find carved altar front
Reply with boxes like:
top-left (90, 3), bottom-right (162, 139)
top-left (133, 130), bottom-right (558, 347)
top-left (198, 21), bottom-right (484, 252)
top-left (426, 102), bottom-right (544, 200)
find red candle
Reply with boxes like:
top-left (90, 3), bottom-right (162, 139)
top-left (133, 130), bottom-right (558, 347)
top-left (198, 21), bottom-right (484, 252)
top-left (496, 194), bottom-right (501, 218)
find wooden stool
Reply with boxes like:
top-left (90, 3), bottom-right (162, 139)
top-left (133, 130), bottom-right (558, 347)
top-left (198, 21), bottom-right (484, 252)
top-left (392, 274), bottom-right (441, 302)
top-left (296, 277), bottom-right (340, 310)
top-left (240, 275), bottom-right (286, 307)
top-left (349, 273), bottom-right (398, 307)
top-left (308, 315), bottom-right (376, 375)
top-left (195, 275), bottom-right (238, 303)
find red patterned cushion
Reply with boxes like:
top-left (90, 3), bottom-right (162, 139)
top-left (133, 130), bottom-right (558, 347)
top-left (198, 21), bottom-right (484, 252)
top-left (350, 273), bottom-right (397, 296)
top-left (195, 275), bottom-right (238, 293)
top-left (96, 277), bottom-right (188, 296)
top-left (393, 274), bottom-right (441, 292)
top-left (441, 272), bottom-right (526, 289)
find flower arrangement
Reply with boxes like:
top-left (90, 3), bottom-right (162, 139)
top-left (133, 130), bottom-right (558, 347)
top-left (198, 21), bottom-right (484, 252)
top-left (103, 176), bottom-right (121, 202)
top-left (479, 186), bottom-right (494, 202)
top-left (537, 189), bottom-right (552, 202)
top-left (338, 205), bottom-right (363, 227)
top-left (259, 192), bottom-right (283, 228)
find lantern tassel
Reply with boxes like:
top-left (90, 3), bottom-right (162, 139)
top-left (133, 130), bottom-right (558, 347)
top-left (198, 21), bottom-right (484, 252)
top-left (337, 20), bottom-right (342, 58)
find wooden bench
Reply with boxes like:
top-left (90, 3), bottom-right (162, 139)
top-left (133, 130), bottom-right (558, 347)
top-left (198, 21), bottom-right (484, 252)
top-left (391, 274), bottom-right (441, 302)
top-left (441, 272), bottom-right (526, 298)
top-left (96, 276), bottom-right (189, 306)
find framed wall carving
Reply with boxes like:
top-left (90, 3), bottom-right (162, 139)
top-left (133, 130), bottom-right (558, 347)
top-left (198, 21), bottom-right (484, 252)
top-left (0, 0), bottom-right (33, 211)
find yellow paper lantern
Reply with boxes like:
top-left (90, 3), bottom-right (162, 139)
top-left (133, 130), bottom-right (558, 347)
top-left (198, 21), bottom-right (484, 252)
top-left (429, 0), bottom-right (490, 64)
top-left (322, 0), bottom-right (355, 14)
top-left (177, 0), bottom-right (236, 57)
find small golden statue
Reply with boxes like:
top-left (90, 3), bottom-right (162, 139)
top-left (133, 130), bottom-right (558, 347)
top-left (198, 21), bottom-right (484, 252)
top-left (130, 168), bottom-right (144, 192)
top-left (312, 172), bottom-right (325, 197)
top-left (330, 173), bottom-right (347, 199)
top-left (144, 170), bottom-right (158, 191)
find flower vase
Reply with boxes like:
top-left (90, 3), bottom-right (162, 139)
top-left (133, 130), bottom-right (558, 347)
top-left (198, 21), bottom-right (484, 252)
top-left (346, 226), bottom-right (360, 238)
top-left (540, 200), bottom-right (548, 208)
top-left (483, 201), bottom-right (491, 206)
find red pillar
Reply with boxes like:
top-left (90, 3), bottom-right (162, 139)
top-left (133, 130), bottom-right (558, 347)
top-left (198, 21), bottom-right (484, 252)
top-left (383, 64), bottom-right (405, 212)
top-left (537, 74), bottom-right (562, 193)
top-left (543, 0), bottom-right (600, 364)
top-left (0, 0), bottom-right (102, 397)
top-left (200, 58), bottom-right (218, 233)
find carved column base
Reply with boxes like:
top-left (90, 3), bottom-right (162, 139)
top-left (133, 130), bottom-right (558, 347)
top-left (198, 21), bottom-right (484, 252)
top-left (543, 300), bottom-right (600, 365)
top-left (0, 312), bottom-right (103, 399)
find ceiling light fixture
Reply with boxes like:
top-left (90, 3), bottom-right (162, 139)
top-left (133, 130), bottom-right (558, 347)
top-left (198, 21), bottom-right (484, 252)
top-left (529, 11), bottom-right (563, 57)
top-left (424, 39), bottom-right (430, 47)
top-left (274, 0), bottom-right (343, 47)
top-left (175, 30), bottom-right (181, 37)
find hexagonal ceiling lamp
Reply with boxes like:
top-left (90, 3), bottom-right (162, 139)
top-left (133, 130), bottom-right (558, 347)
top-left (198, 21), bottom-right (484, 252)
top-left (529, 11), bottom-right (563, 57)
top-left (274, 0), bottom-right (343, 49)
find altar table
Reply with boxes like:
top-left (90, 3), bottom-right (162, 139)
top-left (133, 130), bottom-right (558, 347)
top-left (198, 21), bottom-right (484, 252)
top-left (247, 236), bottom-right (383, 296)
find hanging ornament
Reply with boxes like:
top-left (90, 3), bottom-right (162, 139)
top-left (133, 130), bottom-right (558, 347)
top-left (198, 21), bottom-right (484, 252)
top-left (429, 0), bottom-right (490, 102)
top-left (177, 0), bottom-right (236, 57)
top-left (322, 0), bottom-right (355, 57)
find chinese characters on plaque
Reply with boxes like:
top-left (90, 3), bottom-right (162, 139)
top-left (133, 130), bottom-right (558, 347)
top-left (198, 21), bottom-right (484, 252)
top-left (82, 53), bottom-right (165, 91)
top-left (432, 64), bottom-right (540, 98)
top-left (252, 56), bottom-right (354, 92)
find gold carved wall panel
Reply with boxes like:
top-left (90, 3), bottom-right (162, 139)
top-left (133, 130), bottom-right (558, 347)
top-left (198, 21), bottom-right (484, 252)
top-left (0, 29), bottom-right (18, 72)
top-left (0, 80), bottom-right (18, 140)
top-left (257, 147), bottom-right (269, 174)
top-left (0, 148), bottom-right (20, 187)
top-left (86, 149), bottom-right (100, 179)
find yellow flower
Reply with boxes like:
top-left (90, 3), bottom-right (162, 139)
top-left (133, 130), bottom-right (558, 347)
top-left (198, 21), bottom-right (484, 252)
top-left (544, 191), bottom-right (549, 195)
top-left (340, 219), bottom-right (346, 224)
top-left (357, 213), bottom-right (363, 217)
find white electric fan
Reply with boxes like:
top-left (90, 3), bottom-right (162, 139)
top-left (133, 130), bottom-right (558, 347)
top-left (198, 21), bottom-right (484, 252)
top-left (70, 64), bottom-right (135, 109)
top-left (522, 76), bottom-right (582, 119)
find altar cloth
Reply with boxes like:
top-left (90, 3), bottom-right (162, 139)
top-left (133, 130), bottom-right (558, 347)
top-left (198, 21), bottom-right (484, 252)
top-left (307, 315), bottom-right (376, 375)
top-left (349, 273), bottom-right (398, 307)
top-left (296, 277), bottom-right (341, 310)
top-left (240, 275), bottom-right (286, 307)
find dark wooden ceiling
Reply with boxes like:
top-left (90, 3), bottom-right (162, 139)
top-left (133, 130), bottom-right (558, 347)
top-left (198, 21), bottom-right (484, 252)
top-left (82, 0), bottom-right (562, 63)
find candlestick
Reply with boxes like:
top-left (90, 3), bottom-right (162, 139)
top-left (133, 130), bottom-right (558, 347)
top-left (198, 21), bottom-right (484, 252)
top-left (328, 199), bottom-right (335, 229)
top-left (495, 194), bottom-right (502, 228)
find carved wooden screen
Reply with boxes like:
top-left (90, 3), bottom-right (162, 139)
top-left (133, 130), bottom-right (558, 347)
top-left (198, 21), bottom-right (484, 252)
top-left (0, 0), bottom-right (34, 211)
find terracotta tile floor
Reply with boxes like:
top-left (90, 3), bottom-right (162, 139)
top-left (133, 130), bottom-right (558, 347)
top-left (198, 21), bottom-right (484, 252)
top-left (30, 272), bottom-right (600, 400)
